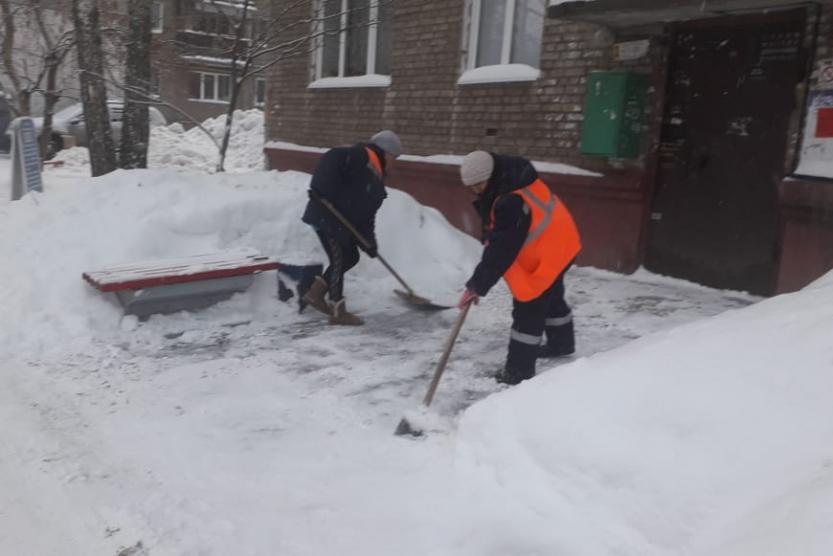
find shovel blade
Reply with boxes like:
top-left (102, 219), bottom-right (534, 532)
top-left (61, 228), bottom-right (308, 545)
top-left (394, 289), bottom-right (451, 312)
top-left (394, 417), bottom-right (424, 437)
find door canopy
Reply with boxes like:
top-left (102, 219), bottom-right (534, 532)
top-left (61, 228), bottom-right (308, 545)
top-left (548, 0), bottom-right (826, 28)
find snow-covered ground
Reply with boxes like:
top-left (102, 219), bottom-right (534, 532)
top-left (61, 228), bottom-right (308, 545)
top-left (2, 124), bottom-right (832, 556)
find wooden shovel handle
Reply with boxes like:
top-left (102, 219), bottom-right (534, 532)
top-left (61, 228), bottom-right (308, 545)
top-left (310, 189), bottom-right (417, 296)
top-left (423, 302), bottom-right (471, 406)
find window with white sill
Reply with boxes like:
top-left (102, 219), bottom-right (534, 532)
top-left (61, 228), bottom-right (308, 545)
top-left (188, 72), bottom-right (231, 102)
top-left (461, 0), bottom-right (545, 84)
top-left (255, 78), bottom-right (266, 107)
top-left (312, 0), bottom-right (392, 87)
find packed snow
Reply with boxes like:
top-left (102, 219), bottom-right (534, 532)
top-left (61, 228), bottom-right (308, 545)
top-left (266, 140), bottom-right (604, 177)
top-left (457, 63), bottom-right (541, 85)
top-left (52, 108), bottom-right (266, 174)
top-left (2, 117), bottom-right (833, 555)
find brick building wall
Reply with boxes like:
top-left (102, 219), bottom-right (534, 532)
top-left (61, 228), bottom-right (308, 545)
top-left (151, 0), bottom-right (261, 126)
top-left (265, 0), bottom-right (662, 172)
top-left (264, 0), bottom-right (833, 293)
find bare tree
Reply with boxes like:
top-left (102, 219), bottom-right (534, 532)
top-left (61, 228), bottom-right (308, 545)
top-left (0, 0), bottom-right (78, 158)
top-left (72, 0), bottom-right (116, 176)
top-left (164, 0), bottom-right (392, 172)
top-left (119, 0), bottom-right (152, 169)
top-left (32, 1), bottom-right (76, 158)
top-left (0, 0), bottom-right (29, 115)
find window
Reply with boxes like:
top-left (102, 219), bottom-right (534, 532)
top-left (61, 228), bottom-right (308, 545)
top-left (189, 72), bottom-right (232, 102)
top-left (108, 104), bottom-right (123, 123)
top-left (314, 0), bottom-right (392, 81)
top-left (193, 12), bottom-right (231, 36)
top-left (150, 70), bottom-right (161, 98)
top-left (151, 1), bottom-right (164, 34)
top-left (255, 78), bottom-right (266, 107)
top-left (466, 0), bottom-right (545, 69)
top-left (249, 19), bottom-right (267, 40)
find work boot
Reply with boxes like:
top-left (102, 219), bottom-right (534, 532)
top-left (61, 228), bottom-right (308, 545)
top-left (538, 344), bottom-right (575, 359)
top-left (302, 276), bottom-right (330, 315)
top-left (494, 364), bottom-right (534, 386)
top-left (329, 299), bottom-right (364, 326)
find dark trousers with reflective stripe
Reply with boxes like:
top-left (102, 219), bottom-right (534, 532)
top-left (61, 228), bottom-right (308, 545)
top-left (316, 230), bottom-right (360, 302)
top-left (506, 269), bottom-right (574, 382)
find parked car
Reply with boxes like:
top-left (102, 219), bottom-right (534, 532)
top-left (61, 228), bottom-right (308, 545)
top-left (5, 100), bottom-right (167, 159)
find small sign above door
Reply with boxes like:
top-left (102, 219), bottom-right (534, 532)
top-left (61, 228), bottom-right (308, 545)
top-left (613, 40), bottom-right (650, 62)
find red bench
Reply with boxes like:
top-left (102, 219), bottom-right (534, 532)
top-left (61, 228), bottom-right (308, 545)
top-left (83, 249), bottom-right (281, 319)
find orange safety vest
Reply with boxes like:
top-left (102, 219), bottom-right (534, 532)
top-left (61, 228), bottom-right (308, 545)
top-left (492, 179), bottom-right (581, 302)
top-left (365, 147), bottom-right (383, 179)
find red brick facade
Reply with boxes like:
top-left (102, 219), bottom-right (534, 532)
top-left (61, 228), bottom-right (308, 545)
top-left (150, 0), bottom-right (261, 125)
top-left (265, 0), bottom-right (663, 170)
top-left (264, 0), bottom-right (833, 294)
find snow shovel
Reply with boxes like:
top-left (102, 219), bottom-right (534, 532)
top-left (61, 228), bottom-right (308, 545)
top-left (395, 302), bottom-right (471, 437)
top-left (276, 263), bottom-right (324, 313)
top-left (309, 190), bottom-right (450, 311)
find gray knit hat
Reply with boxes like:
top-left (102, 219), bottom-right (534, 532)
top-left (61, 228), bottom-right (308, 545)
top-left (370, 130), bottom-right (403, 157)
top-left (460, 150), bottom-right (494, 186)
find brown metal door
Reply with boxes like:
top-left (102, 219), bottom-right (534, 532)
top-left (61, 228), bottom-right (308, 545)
top-left (646, 10), bottom-right (806, 294)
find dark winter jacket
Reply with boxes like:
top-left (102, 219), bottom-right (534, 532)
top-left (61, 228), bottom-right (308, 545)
top-left (465, 154), bottom-right (537, 297)
top-left (302, 143), bottom-right (388, 250)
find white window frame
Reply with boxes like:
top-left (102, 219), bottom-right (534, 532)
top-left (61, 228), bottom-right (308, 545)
top-left (191, 71), bottom-right (232, 104)
top-left (150, 69), bottom-right (161, 99)
top-left (151, 1), bottom-right (164, 34)
top-left (254, 77), bottom-right (266, 107)
top-left (459, 0), bottom-right (542, 85)
top-left (310, 0), bottom-right (391, 89)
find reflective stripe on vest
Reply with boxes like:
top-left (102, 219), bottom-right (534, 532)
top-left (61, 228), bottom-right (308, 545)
top-left (519, 186), bottom-right (556, 246)
top-left (365, 147), bottom-right (383, 180)
top-left (492, 179), bottom-right (582, 302)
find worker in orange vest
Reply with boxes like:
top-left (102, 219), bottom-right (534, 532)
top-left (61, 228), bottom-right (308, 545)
top-left (458, 151), bottom-right (581, 385)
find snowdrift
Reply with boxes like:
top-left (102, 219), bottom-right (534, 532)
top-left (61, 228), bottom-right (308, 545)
top-left (52, 109), bottom-right (267, 174)
top-left (0, 168), bottom-right (479, 355)
top-left (457, 270), bottom-right (833, 555)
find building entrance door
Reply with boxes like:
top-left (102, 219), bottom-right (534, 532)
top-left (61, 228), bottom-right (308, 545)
top-left (646, 9), bottom-right (806, 294)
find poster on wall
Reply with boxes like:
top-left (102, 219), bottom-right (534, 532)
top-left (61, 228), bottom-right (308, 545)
top-left (794, 59), bottom-right (833, 179)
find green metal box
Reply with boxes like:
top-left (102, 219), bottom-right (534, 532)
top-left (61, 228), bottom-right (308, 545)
top-left (580, 71), bottom-right (648, 159)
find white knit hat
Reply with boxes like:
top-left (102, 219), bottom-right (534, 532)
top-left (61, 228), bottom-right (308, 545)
top-left (460, 151), bottom-right (494, 186)
top-left (370, 130), bottom-right (403, 157)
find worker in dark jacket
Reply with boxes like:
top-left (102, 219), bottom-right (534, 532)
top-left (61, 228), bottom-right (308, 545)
top-left (457, 151), bottom-right (582, 385)
top-left (301, 130), bottom-right (403, 325)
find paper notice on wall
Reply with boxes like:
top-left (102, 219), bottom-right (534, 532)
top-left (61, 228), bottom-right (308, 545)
top-left (816, 59), bottom-right (833, 90)
top-left (613, 40), bottom-right (650, 62)
top-left (795, 90), bottom-right (833, 178)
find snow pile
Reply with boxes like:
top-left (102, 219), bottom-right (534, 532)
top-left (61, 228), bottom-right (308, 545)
top-left (151, 108), bottom-right (266, 172)
top-left (47, 145), bottom-right (95, 175)
top-left (0, 168), bottom-right (479, 355)
top-left (456, 272), bottom-right (833, 555)
top-left (52, 109), bottom-right (266, 173)
top-left (269, 141), bottom-right (604, 177)
top-left (6, 150), bottom-right (833, 553)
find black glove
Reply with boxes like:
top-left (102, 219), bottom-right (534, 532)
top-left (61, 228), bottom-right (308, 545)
top-left (365, 242), bottom-right (378, 258)
top-left (308, 189), bottom-right (321, 201)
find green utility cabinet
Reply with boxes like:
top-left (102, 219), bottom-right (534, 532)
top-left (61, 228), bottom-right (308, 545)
top-left (580, 71), bottom-right (648, 159)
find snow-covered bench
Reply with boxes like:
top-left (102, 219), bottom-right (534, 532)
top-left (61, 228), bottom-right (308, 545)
top-left (82, 249), bottom-right (280, 319)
